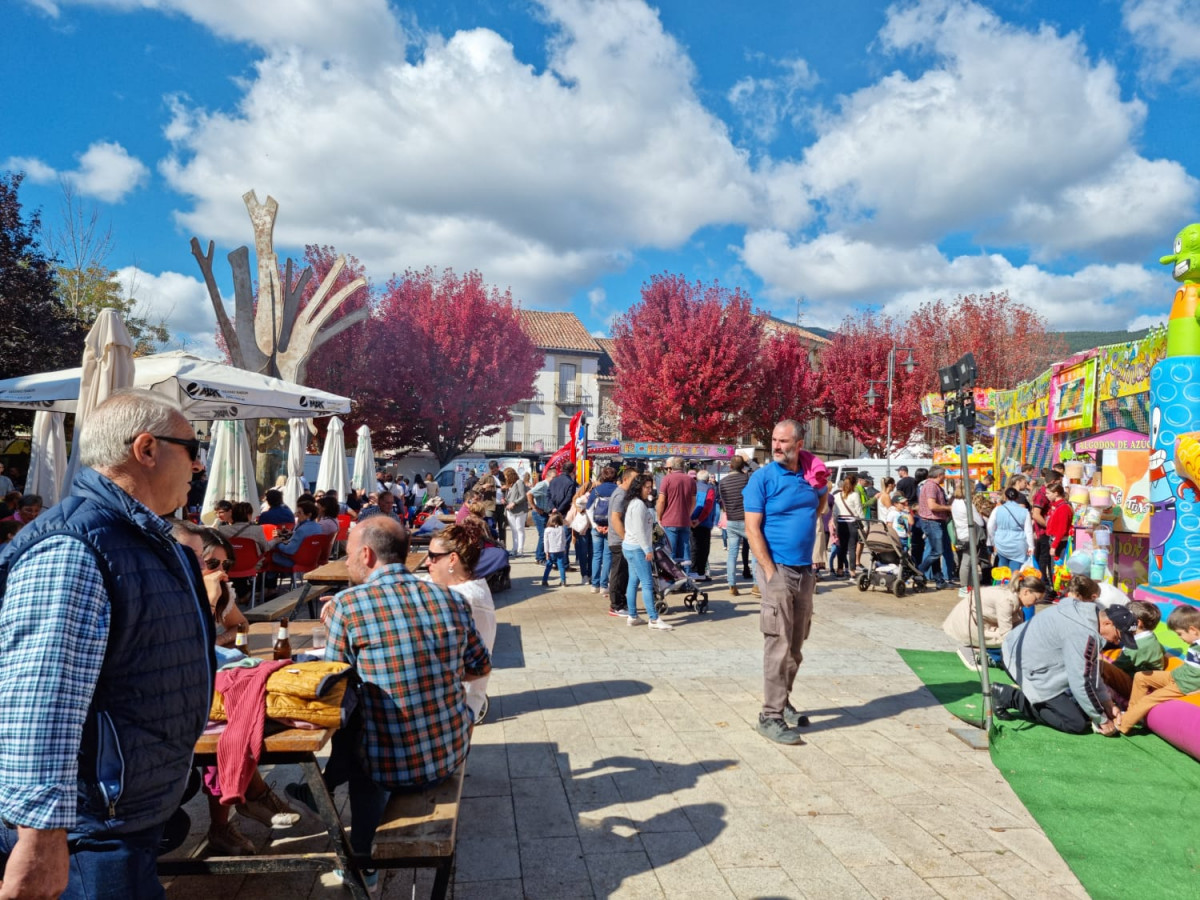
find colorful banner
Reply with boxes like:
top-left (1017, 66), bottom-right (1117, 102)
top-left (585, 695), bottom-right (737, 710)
top-left (1096, 329), bottom-right (1167, 399)
top-left (619, 441), bottom-right (737, 459)
top-left (995, 370), bottom-right (1052, 428)
top-left (1073, 428), bottom-right (1151, 453)
top-left (1047, 357), bottom-right (1098, 435)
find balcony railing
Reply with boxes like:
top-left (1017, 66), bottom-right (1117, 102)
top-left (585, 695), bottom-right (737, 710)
top-left (468, 432), bottom-right (561, 454)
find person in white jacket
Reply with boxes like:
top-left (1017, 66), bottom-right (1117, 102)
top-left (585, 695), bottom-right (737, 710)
top-left (620, 474), bottom-right (673, 630)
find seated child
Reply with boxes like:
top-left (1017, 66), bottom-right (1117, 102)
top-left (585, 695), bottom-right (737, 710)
top-left (1099, 600), bottom-right (1165, 702)
top-left (884, 493), bottom-right (911, 552)
top-left (1118, 605), bottom-right (1200, 734)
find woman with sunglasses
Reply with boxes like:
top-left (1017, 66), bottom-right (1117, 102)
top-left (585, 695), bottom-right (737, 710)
top-left (419, 517), bottom-right (497, 721)
top-left (169, 522), bottom-right (301, 855)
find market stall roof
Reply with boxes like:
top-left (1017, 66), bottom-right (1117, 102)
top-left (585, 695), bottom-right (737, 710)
top-left (0, 351), bottom-right (351, 420)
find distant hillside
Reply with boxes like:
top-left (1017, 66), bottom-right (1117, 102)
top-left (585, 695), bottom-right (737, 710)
top-left (795, 324), bottom-right (1154, 354)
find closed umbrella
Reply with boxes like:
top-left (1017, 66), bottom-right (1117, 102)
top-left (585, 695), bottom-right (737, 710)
top-left (351, 424), bottom-right (374, 494)
top-left (200, 420), bottom-right (257, 524)
top-left (65, 309), bottom-right (135, 491)
top-left (315, 416), bottom-right (349, 499)
top-left (283, 417), bottom-right (309, 511)
top-left (27, 410), bottom-right (67, 506)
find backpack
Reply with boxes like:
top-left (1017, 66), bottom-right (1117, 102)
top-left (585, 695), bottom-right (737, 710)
top-left (591, 485), bottom-right (615, 526)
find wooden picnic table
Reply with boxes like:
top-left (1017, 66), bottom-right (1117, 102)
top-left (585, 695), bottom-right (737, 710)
top-left (305, 549), bottom-right (429, 589)
top-left (158, 621), bottom-right (371, 899)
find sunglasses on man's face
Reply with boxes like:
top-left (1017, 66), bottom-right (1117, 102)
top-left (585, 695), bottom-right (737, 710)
top-left (126, 434), bottom-right (202, 461)
top-left (205, 558), bottom-right (234, 572)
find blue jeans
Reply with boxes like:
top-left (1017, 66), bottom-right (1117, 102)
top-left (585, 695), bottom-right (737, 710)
top-left (996, 553), bottom-right (1025, 573)
top-left (663, 525), bottom-right (691, 569)
top-left (532, 510), bottom-right (549, 562)
top-left (0, 822), bottom-right (165, 900)
top-left (623, 545), bottom-right (658, 619)
top-left (591, 531), bottom-right (612, 588)
top-left (725, 520), bottom-right (746, 587)
top-left (542, 551), bottom-right (567, 584)
top-left (918, 518), bottom-right (954, 582)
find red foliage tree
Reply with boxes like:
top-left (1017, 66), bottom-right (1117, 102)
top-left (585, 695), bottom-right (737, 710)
top-left (611, 274), bottom-right (765, 442)
top-left (818, 311), bottom-right (926, 457)
top-left (745, 330), bottom-right (820, 445)
top-left (353, 268), bottom-right (542, 464)
top-left (907, 291), bottom-right (1067, 390)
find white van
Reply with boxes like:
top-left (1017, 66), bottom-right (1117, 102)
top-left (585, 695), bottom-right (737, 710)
top-left (432, 456), bottom-right (534, 507)
top-left (825, 457), bottom-right (933, 489)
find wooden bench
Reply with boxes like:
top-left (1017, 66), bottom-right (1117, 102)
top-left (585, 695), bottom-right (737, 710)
top-left (365, 763), bottom-right (466, 899)
top-left (243, 584), bottom-right (313, 623)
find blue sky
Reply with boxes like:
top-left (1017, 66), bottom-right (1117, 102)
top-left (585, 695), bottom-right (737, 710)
top-left (5, 0), bottom-right (1200, 357)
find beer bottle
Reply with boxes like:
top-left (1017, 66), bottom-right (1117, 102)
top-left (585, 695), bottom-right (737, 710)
top-left (234, 623), bottom-right (250, 656)
top-left (272, 617), bottom-right (292, 661)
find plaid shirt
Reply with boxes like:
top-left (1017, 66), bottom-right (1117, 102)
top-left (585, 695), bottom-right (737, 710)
top-left (326, 565), bottom-right (490, 788)
top-left (0, 537), bottom-right (110, 829)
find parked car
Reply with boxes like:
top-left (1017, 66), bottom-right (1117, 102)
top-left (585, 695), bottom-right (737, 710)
top-left (434, 456), bottom-right (535, 507)
top-left (825, 457), bottom-right (933, 489)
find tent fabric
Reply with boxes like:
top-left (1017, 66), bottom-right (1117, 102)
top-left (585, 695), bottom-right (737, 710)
top-left (0, 350), bottom-right (351, 420)
top-left (27, 411), bottom-right (67, 506)
top-left (64, 310), bottom-right (135, 491)
top-left (351, 425), bottom-right (374, 494)
top-left (315, 416), bottom-right (349, 499)
top-left (201, 420), bottom-right (258, 524)
top-left (283, 418), bottom-right (308, 511)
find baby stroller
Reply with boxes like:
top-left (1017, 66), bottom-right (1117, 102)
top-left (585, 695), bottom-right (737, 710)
top-left (650, 528), bottom-right (709, 614)
top-left (858, 520), bottom-right (927, 597)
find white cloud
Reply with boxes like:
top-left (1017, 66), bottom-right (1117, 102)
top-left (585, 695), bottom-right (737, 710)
top-left (113, 266), bottom-right (224, 357)
top-left (728, 57), bottom-right (818, 143)
top-left (51, 0), bottom-right (404, 60)
top-left (1128, 313), bottom-right (1168, 330)
top-left (1122, 0), bottom-right (1200, 82)
top-left (739, 228), bottom-right (1168, 331)
top-left (159, 0), bottom-right (764, 305)
top-left (2, 141), bottom-right (148, 203)
top-left (772, 0), bottom-right (1195, 254)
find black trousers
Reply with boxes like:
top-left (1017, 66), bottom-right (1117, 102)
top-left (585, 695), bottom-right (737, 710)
top-left (690, 525), bottom-right (712, 576)
top-left (993, 683), bottom-right (1091, 734)
top-left (608, 545), bottom-right (628, 611)
top-left (1035, 534), bottom-right (1053, 586)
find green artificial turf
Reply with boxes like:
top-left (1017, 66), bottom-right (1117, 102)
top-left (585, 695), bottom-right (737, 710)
top-left (898, 648), bottom-right (1200, 899)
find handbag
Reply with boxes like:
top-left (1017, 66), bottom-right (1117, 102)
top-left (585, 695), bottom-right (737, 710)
top-left (571, 512), bottom-right (590, 535)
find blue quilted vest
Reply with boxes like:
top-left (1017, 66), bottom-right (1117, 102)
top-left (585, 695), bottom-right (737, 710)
top-left (0, 467), bottom-right (215, 835)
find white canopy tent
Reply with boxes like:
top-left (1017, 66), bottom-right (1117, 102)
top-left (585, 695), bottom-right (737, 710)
top-left (27, 411), bottom-right (68, 507)
top-left (351, 424), bottom-right (374, 493)
top-left (315, 416), bottom-right (350, 499)
top-left (283, 418), bottom-right (310, 511)
top-left (200, 420), bottom-right (258, 524)
top-left (0, 350), bottom-right (351, 420)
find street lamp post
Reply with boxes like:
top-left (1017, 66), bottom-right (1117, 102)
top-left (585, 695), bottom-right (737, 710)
top-left (864, 342), bottom-right (916, 478)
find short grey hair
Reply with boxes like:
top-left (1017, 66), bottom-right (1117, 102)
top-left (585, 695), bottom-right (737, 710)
top-left (775, 419), bottom-right (804, 440)
top-left (927, 465), bottom-right (945, 479)
top-left (356, 516), bottom-right (410, 564)
top-left (79, 389), bottom-right (187, 469)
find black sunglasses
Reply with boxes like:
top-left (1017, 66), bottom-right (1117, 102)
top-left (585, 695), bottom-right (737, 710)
top-left (205, 558), bottom-right (234, 572)
top-left (425, 549), bottom-right (453, 562)
top-left (127, 434), bottom-right (202, 461)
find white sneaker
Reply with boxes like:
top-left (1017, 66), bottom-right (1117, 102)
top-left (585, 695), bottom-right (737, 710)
top-left (627, 615), bottom-right (644, 626)
top-left (590, 586), bottom-right (600, 593)
top-left (956, 646), bottom-right (981, 672)
top-left (648, 619), bottom-right (674, 631)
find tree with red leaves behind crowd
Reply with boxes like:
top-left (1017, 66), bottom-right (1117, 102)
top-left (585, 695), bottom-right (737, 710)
top-left (819, 310), bottom-right (925, 457)
top-left (353, 267), bottom-right (541, 465)
top-left (612, 274), bottom-right (764, 442)
top-left (745, 330), bottom-right (820, 446)
top-left (907, 291), bottom-right (1067, 390)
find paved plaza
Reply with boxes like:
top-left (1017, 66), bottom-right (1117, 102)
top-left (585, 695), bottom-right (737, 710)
top-left (165, 548), bottom-right (1089, 899)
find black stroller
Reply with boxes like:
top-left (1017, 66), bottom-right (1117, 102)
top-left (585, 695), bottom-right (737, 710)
top-left (857, 520), bottom-right (927, 597)
top-left (650, 528), bottom-right (709, 614)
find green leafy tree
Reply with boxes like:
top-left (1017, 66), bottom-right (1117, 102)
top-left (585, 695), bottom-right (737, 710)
top-left (0, 172), bottom-right (86, 432)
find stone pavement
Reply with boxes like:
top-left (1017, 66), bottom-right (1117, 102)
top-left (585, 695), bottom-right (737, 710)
top-left (165, 546), bottom-right (1089, 899)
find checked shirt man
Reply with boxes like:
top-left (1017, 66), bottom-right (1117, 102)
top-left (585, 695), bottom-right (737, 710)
top-left (309, 517), bottom-right (490, 860)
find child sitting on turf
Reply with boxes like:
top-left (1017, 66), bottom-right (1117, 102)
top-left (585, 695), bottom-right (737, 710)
top-left (1099, 600), bottom-right (1166, 702)
top-left (540, 511), bottom-right (568, 587)
top-left (1118, 605), bottom-right (1200, 734)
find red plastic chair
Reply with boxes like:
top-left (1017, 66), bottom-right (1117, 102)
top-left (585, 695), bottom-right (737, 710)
top-left (334, 514), bottom-right (352, 558)
top-left (264, 533), bottom-right (333, 589)
top-left (261, 523), bottom-right (279, 542)
top-left (317, 531), bottom-right (334, 566)
top-left (226, 537), bottom-right (265, 608)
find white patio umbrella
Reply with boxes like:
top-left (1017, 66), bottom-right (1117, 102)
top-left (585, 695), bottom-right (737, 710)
top-left (200, 420), bottom-right (257, 524)
top-left (315, 416), bottom-right (350, 499)
top-left (65, 309), bottom-right (135, 491)
top-left (283, 417), bottom-right (309, 511)
top-left (351, 424), bottom-right (374, 494)
top-left (27, 410), bottom-right (67, 506)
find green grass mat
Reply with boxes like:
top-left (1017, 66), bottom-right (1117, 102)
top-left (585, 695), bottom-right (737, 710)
top-left (899, 648), bottom-right (1200, 899)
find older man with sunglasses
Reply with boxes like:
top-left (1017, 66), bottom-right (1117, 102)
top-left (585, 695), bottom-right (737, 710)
top-left (0, 390), bottom-right (214, 900)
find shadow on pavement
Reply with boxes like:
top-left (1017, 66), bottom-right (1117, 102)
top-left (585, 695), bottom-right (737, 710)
top-left (798, 685), bottom-right (944, 733)
top-left (493, 680), bottom-right (653, 720)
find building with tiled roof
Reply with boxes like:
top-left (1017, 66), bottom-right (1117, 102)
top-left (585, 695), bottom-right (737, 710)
top-left (518, 310), bottom-right (603, 353)
top-left (763, 315), bottom-right (831, 347)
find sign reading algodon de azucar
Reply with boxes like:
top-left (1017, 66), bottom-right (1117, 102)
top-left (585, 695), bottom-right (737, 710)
top-left (619, 442), bottom-right (737, 459)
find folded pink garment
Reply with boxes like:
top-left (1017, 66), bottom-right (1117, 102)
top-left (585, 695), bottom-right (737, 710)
top-left (214, 659), bottom-right (292, 805)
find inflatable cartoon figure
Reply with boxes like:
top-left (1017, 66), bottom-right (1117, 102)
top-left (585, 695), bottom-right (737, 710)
top-left (1149, 224), bottom-right (1200, 584)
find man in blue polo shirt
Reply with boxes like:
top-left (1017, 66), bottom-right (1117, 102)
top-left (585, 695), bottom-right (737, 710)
top-left (744, 419), bottom-right (828, 745)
